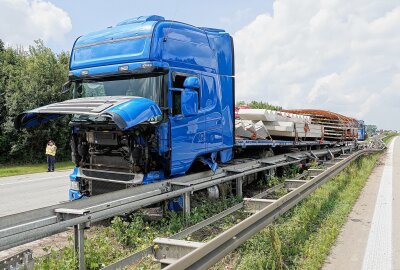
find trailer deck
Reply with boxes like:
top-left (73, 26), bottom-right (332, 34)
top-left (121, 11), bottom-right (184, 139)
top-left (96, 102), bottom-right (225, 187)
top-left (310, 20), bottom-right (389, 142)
top-left (235, 138), bottom-right (337, 148)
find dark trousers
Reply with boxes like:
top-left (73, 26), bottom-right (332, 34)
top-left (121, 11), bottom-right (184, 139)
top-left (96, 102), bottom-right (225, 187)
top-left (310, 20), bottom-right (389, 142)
top-left (47, 155), bottom-right (55, 171)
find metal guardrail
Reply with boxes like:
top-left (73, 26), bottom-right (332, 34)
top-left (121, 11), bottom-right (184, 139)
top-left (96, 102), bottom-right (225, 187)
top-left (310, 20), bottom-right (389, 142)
top-left (100, 173), bottom-right (309, 269)
top-left (101, 203), bottom-right (244, 270)
top-left (162, 148), bottom-right (383, 270)
top-left (100, 147), bottom-right (362, 269)
top-left (0, 147), bottom-right (352, 251)
top-left (0, 144), bottom-right (360, 269)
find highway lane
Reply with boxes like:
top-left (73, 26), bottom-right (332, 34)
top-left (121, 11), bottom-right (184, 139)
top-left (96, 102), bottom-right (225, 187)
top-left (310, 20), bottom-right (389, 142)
top-left (0, 170), bottom-right (70, 217)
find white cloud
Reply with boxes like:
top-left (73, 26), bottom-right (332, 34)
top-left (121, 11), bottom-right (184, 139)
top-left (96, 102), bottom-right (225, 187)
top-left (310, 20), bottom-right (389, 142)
top-left (220, 8), bottom-right (252, 27)
top-left (234, 0), bottom-right (400, 129)
top-left (0, 0), bottom-right (72, 47)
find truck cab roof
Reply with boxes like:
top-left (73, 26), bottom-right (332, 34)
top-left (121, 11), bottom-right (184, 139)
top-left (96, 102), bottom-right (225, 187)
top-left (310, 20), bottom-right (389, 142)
top-left (70, 15), bottom-right (233, 77)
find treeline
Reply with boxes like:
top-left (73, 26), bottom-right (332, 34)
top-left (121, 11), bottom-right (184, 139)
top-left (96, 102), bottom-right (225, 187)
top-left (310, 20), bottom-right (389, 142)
top-left (236, 100), bottom-right (282, 111)
top-left (0, 40), bottom-right (71, 164)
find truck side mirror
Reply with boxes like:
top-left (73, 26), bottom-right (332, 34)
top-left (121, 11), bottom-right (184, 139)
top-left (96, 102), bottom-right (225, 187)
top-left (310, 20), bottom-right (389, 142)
top-left (181, 90), bottom-right (198, 116)
top-left (183, 77), bottom-right (200, 90)
top-left (61, 81), bottom-right (72, 94)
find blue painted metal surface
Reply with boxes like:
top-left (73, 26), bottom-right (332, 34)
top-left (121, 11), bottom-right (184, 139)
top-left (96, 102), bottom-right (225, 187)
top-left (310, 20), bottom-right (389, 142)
top-left (69, 189), bottom-right (84, 201)
top-left (168, 196), bottom-right (184, 211)
top-left (157, 122), bottom-right (170, 155)
top-left (69, 167), bottom-right (84, 200)
top-left (104, 97), bottom-right (162, 130)
top-left (68, 15), bottom-right (235, 176)
top-left (69, 167), bottom-right (79, 181)
top-left (181, 90), bottom-right (199, 116)
top-left (70, 19), bottom-right (159, 70)
top-left (357, 120), bottom-right (367, 141)
top-left (69, 61), bottom-right (169, 78)
top-left (15, 113), bottom-right (61, 130)
top-left (199, 152), bottom-right (218, 172)
top-left (18, 15), bottom-right (237, 199)
top-left (116, 15), bottom-right (165, 25)
top-left (143, 170), bottom-right (165, 185)
top-left (183, 77), bottom-right (200, 89)
top-left (16, 97), bottom-right (162, 130)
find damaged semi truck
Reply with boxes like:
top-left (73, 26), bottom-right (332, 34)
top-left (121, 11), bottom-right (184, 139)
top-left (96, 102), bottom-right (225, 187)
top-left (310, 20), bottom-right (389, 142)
top-left (15, 15), bottom-right (356, 201)
top-left (16, 15), bottom-right (235, 200)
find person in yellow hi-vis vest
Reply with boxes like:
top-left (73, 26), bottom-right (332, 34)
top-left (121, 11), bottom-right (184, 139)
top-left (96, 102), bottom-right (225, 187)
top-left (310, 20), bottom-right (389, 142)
top-left (45, 140), bottom-right (57, 172)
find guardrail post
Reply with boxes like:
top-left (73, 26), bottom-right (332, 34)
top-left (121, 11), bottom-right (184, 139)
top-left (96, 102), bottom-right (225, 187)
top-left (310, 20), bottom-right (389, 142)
top-left (236, 177), bottom-right (243, 198)
top-left (74, 224), bottom-right (86, 270)
top-left (183, 192), bottom-right (191, 221)
top-left (0, 249), bottom-right (34, 270)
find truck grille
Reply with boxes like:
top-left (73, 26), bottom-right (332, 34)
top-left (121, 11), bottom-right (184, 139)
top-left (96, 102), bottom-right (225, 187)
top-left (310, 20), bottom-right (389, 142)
top-left (91, 181), bottom-right (129, 196)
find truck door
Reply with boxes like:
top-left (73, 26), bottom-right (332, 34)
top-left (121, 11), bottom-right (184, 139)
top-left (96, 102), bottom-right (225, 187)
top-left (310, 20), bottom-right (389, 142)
top-left (202, 75), bottom-right (223, 151)
top-left (169, 72), bottom-right (205, 175)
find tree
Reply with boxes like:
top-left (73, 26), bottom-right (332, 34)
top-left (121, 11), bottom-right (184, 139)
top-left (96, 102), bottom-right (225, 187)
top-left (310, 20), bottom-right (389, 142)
top-left (0, 40), bottom-right (71, 163)
top-left (236, 100), bottom-right (282, 111)
top-left (248, 101), bottom-right (282, 110)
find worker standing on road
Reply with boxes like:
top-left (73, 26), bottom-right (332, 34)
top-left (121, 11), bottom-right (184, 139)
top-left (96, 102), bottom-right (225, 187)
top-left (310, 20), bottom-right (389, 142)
top-left (46, 140), bottom-right (57, 172)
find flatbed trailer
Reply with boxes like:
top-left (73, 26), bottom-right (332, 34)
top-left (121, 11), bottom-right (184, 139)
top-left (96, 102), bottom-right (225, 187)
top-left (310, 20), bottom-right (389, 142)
top-left (235, 139), bottom-right (334, 148)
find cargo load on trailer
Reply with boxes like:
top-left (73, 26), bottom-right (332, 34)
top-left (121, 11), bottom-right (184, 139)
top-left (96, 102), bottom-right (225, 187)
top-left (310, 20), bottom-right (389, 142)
top-left (235, 109), bottom-right (322, 140)
top-left (282, 109), bottom-right (358, 141)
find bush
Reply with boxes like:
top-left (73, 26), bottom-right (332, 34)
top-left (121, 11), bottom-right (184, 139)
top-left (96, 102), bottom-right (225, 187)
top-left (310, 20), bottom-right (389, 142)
top-left (0, 39), bottom-right (71, 163)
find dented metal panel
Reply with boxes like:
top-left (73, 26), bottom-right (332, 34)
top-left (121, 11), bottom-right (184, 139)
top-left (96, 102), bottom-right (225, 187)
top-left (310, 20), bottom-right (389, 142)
top-left (15, 96), bottom-right (162, 130)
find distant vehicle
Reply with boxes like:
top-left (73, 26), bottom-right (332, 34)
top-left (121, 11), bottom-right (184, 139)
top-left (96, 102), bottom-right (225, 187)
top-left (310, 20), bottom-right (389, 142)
top-left (358, 120), bottom-right (367, 141)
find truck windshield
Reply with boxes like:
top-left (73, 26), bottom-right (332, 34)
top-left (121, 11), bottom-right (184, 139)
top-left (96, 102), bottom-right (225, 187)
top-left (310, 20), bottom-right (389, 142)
top-left (74, 75), bottom-right (163, 105)
top-left (72, 74), bottom-right (165, 124)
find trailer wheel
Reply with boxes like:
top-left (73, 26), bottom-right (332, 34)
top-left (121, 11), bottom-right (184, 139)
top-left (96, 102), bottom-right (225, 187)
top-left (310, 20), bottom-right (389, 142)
top-left (218, 182), bottom-right (232, 198)
top-left (261, 149), bottom-right (274, 158)
top-left (207, 185), bottom-right (220, 200)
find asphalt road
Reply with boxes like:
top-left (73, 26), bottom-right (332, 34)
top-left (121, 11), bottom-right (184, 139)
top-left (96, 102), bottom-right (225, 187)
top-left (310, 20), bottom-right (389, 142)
top-left (323, 136), bottom-right (399, 270)
top-left (0, 170), bottom-right (70, 217)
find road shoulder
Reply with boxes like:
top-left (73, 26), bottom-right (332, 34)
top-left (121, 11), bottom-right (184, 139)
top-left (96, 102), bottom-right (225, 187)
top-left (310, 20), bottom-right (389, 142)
top-left (322, 151), bottom-right (385, 269)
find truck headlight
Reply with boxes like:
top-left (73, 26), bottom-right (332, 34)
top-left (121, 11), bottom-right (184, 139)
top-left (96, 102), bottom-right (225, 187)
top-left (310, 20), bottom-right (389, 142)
top-left (70, 181), bottom-right (79, 190)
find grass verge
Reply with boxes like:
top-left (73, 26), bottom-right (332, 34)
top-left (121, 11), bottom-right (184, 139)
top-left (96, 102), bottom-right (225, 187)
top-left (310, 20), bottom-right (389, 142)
top-left (382, 132), bottom-right (398, 144)
top-left (0, 161), bottom-right (74, 177)
top-left (231, 153), bottom-right (381, 270)
top-left (33, 196), bottom-right (241, 270)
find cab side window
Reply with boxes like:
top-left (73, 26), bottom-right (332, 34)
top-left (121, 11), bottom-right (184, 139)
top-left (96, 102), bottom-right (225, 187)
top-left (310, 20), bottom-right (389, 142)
top-left (173, 74), bottom-right (187, 88)
top-left (171, 73), bottom-right (200, 116)
top-left (172, 91), bottom-right (182, 115)
top-left (171, 74), bottom-right (188, 116)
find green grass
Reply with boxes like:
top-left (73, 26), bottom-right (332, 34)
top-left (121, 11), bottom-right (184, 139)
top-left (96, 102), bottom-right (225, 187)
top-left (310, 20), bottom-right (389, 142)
top-left (382, 132), bottom-right (398, 144)
top-left (0, 161), bottom-right (74, 177)
top-left (34, 196), bottom-right (241, 270)
top-left (233, 153), bottom-right (381, 270)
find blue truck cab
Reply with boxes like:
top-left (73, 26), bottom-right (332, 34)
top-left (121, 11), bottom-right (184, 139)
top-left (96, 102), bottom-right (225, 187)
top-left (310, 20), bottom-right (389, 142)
top-left (357, 120), bottom-right (367, 141)
top-left (15, 15), bottom-right (235, 199)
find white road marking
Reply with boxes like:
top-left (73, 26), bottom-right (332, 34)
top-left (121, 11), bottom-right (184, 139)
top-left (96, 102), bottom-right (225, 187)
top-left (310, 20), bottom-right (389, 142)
top-left (0, 174), bottom-right (69, 186)
top-left (362, 137), bottom-right (397, 270)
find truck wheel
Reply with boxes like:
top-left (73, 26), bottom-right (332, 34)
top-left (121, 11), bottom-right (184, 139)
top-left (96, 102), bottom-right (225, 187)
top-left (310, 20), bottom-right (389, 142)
top-left (207, 185), bottom-right (220, 200)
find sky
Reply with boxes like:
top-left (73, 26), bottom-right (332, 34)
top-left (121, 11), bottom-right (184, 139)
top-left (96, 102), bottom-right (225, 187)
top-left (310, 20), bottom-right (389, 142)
top-left (0, 0), bottom-right (399, 130)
